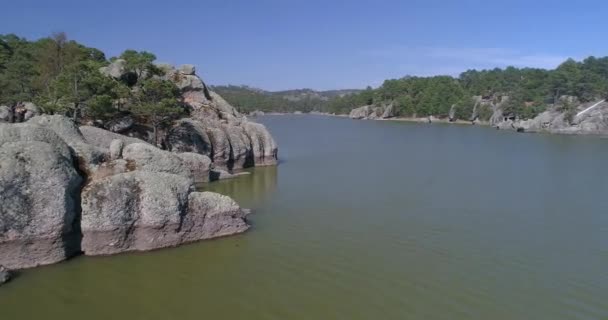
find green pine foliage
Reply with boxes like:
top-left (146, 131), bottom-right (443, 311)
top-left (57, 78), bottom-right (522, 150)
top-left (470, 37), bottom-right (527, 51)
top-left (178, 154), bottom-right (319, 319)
top-left (0, 33), bottom-right (184, 132)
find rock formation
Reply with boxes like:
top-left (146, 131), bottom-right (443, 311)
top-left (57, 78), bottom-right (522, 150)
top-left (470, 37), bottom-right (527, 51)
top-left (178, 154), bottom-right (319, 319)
top-left (0, 134), bottom-right (82, 269)
top-left (100, 60), bottom-right (278, 170)
top-left (0, 58), bottom-right (280, 270)
top-left (80, 172), bottom-right (248, 255)
top-left (349, 104), bottom-right (394, 120)
top-left (0, 113), bottom-right (258, 269)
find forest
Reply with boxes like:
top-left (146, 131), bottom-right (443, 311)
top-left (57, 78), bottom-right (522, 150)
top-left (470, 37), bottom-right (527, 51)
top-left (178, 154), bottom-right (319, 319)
top-left (217, 58), bottom-right (608, 121)
top-left (0, 33), bottom-right (185, 141)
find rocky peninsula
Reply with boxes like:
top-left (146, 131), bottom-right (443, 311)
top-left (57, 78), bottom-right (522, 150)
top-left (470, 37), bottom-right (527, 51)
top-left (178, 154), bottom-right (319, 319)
top-left (0, 60), bottom-right (278, 273)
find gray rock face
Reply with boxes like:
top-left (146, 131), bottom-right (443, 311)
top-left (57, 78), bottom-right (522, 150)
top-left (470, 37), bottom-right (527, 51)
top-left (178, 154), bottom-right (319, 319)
top-left (166, 118), bottom-right (213, 156)
top-left (178, 64), bottom-right (196, 75)
top-left (122, 143), bottom-right (193, 180)
top-left (0, 123), bottom-right (73, 160)
top-left (184, 192), bottom-right (249, 241)
top-left (155, 64), bottom-right (278, 170)
top-left (80, 125), bottom-right (149, 149)
top-left (109, 139), bottom-right (124, 160)
top-left (27, 115), bottom-right (108, 173)
top-left (175, 152), bottom-right (212, 184)
top-left (349, 104), bottom-right (394, 120)
top-left (0, 105), bottom-right (11, 123)
top-left (175, 74), bottom-right (206, 91)
top-left (100, 59), bottom-right (127, 79)
top-left (0, 141), bottom-right (82, 269)
top-left (81, 172), bottom-right (248, 255)
top-left (498, 100), bottom-right (608, 135)
top-left (243, 122), bottom-right (278, 166)
top-left (222, 124), bottom-right (253, 169)
top-left (0, 265), bottom-right (10, 285)
top-left (104, 114), bottom-right (134, 133)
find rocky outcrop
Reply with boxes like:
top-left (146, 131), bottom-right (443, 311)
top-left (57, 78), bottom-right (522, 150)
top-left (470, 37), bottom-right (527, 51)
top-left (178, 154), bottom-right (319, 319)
top-left (349, 104), bottom-right (394, 120)
top-left (97, 59), bottom-right (279, 170)
top-left (80, 172), bottom-right (248, 255)
top-left (27, 115), bottom-right (108, 174)
top-left (122, 143), bottom-right (197, 180)
top-left (0, 140), bottom-right (82, 269)
top-left (80, 125), bottom-right (149, 149)
top-left (175, 152), bottom-right (212, 184)
top-left (0, 105), bottom-right (11, 122)
top-left (508, 100), bottom-right (608, 135)
top-left (1, 113), bottom-right (253, 269)
top-left (243, 122), bottom-right (278, 166)
top-left (155, 63), bottom-right (277, 170)
top-left (166, 118), bottom-right (213, 156)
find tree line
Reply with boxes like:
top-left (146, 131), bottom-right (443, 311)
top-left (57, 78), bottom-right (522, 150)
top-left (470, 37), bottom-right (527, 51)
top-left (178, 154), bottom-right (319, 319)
top-left (0, 33), bottom-right (184, 143)
top-left (324, 58), bottom-right (608, 119)
top-left (217, 58), bottom-right (608, 120)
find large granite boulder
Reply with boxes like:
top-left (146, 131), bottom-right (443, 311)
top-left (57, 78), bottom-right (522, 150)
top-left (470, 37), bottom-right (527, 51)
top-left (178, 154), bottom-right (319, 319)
top-left (80, 125), bottom-right (150, 149)
top-left (122, 143), bottom-right (194, 179)
top-left (349, 105), bottom-right (394, 120)
top-left (512, 100), bottom-right (608, 135)
top-left (0, 141), bottom-right (82, 269)
top-left (80, 172), bottom-right (248, 255)
top-left (0, 123), bottom-right (72, 160)
top-left (349, 105), bottom-right (372, 119)
top-left (27, 115), bottom-right (108, 173)
top-left (166, 118), bottom-right (213, 156)
top-left (175, 152), bottom-right (212, 184)
top-left (158, 64), bottom-right (277, 170)
top-left (178, 64), bottom-right (196, 75)
top-left (222, 124), bottom-right (253, 169)
top-left (243, 122), bottom-right (278, 166)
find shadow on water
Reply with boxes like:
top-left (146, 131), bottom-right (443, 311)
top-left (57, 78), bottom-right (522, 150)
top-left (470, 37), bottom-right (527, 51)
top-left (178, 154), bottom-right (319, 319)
top-left (198, 165), bottom-right (278, 208)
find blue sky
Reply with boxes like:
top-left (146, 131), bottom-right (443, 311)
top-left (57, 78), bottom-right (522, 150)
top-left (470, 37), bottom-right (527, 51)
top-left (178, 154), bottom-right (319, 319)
top-left (2, 0), bottom-right (608, 90)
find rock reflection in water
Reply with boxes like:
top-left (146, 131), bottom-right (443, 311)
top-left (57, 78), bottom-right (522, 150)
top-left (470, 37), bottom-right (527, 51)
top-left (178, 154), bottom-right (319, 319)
top-left (198, 165), bottom-right (278, 208)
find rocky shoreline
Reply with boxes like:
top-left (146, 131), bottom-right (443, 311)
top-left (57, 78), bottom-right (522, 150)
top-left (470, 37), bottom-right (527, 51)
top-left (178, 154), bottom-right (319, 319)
top-left (0, 63), bottom-right (278, 277)
top-left (346, 96), bottom-right (608, 136)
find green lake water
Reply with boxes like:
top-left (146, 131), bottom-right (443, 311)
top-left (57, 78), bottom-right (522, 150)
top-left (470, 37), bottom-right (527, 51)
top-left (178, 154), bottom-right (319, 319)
top-left (1, 115), bottom-right (607, 319)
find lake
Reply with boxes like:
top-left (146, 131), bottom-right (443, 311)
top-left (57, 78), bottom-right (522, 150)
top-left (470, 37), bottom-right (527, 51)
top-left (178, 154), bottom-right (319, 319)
top-left (1, 115), bottom-right (607, 319)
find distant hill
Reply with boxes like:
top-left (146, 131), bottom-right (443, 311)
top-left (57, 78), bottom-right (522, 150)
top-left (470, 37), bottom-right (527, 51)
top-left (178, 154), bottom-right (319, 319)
top-left (211, 85), bottom-right (361, 113)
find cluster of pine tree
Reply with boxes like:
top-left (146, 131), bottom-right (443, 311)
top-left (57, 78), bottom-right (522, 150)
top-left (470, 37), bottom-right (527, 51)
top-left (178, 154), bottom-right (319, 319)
top-left (327, 58), bottom-right (608, 119)
top-left (0, 33), bottom-right (185, 141)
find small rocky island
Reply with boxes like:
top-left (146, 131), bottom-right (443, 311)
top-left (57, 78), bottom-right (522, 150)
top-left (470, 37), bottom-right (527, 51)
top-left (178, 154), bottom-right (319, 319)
top-left (0, 59), bottom-right (277, 273)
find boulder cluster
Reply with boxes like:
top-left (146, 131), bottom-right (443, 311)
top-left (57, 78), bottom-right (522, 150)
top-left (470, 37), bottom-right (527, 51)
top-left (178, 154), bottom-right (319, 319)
top-left (0, 63), bottom-right (278, 270)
